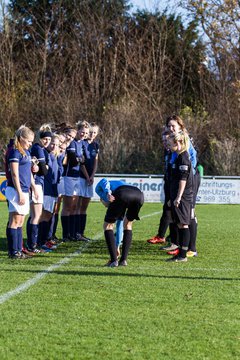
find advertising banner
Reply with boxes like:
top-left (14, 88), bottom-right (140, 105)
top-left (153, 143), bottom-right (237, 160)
top-left (0, 177), bottom-right (7, 201)
top-left (1, 175), bottom-right (240, 204)
top-left (92, 176), bottom-right (240, 204)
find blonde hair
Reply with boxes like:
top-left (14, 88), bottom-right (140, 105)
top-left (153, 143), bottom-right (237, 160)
top-left (76, 120), bottom-right (90, 130)
top-left (172, 131), bottom-right (189, 153)
top-left (14, 125), bottom-right (34, 156)
top-left (50, 134), bottom-right (60, 156)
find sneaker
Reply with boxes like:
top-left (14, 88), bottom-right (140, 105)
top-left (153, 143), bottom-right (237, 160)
top-left (119, 260), bottom-right (127, 266)
top-left (167, 248), bottom-right (179, 256)
top-left (147, 235), bottom-right (166, 244)
top-left (166, 255), bottom-right (187, 262)
top-left (160, 243), bottom-right (179, 251)
top-left (187, 251), bottom-right (198, 258)
top-left (106, 261), bottom-right (118, 268)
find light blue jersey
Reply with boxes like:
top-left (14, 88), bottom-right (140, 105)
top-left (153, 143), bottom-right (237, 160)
top-left (95, 178), bottom-right (127, 203)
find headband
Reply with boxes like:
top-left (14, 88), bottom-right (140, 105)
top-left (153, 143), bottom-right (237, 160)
top-left (40, 131), bottom-right (52, 139)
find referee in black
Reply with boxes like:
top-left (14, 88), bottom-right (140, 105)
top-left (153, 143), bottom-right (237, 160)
top-left (95, 178), bottom-right (144, 267)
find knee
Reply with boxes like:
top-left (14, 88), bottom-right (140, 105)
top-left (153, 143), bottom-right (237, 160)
top-left (104, 222), bottom-right (114, 231)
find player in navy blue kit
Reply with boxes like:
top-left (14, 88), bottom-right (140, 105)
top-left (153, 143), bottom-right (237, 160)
top-left (76, 122), bottom-right (100, 241)
top-left (5, 126), bottom-right (38, 259)
top-left (47, 133), bottom-right (67, 243)
top-left (96, 178), bottom-right (144, 267)
top-left (26, 124), bottom-right (52, 252)
top-left (61, 124), bottom-right (86, 241)
top-left (38, 134), bottom-right (60, 249)
top-left (167, 132), bottom-right (194, 262)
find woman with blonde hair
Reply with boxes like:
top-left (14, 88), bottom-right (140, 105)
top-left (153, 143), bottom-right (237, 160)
top-left (163, 115), bottom-right (200, 258)
top-left (75, 122), bottom-right (100, 241)
top-left (5, 125), bottom-right (38, 258)
top-left (166, 131), bottom-right (194, 262)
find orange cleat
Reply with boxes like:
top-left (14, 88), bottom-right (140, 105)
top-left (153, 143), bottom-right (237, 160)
top-left (147, 235), bottom-right (166, 244)
top-left (167, 248), bottom-right (179, 256)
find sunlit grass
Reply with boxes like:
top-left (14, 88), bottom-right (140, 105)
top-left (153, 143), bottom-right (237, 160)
top-left (0, 202), bottom-right (239, 360)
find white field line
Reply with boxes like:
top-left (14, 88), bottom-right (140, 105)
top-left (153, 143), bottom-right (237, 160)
top-left (0, 211), bottom-right (161, 305)
top-left (0, 212), bottom-right (160, 304)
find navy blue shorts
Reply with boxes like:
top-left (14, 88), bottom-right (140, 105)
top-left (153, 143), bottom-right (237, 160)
top-left (105, 186), bottom-right (144, 223)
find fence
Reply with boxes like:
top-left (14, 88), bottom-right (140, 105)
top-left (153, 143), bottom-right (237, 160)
top-left (1, 173), bottom-right (240, 204)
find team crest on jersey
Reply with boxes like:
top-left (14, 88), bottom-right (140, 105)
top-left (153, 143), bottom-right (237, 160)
top-left (179, 165), bottom-right (188, 171)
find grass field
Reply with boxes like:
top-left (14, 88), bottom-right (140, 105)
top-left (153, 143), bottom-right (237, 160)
top-left (0, 201), bottom-right (239, 360)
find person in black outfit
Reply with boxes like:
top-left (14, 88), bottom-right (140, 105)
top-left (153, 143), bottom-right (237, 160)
top-left (96, 178), bottom-right (144, 267)
top-left (167, 132), bottom-right (194, 262)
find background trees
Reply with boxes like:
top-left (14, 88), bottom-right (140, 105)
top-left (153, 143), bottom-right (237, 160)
top-left (0, 0), bottom-right (239, 175)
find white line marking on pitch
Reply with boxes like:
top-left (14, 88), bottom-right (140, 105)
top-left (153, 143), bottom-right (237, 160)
top-left (0, 211), bottom-right (161, 305)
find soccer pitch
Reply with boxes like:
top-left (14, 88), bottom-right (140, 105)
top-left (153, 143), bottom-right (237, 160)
top-left (0, 202), bottom-right (239, 360)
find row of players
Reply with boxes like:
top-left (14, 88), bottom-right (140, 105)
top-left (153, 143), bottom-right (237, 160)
top-left (5, 121), bottom-right (100, 258)
top-left (4, 115), bottom-right (199, 265)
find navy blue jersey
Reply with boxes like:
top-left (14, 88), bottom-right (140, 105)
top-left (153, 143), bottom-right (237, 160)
top-left (7, 148), bottom-right (32, 192)
top-left (65, 139), bottom-right (84, 177)
top-left (44, 153), bottom-right (59, 197)
top-left (169, 151), bottom-right (193, 203)
top-left (57, 152), bottom-right (65, 179)
top-left (80, 140), bottom-right (99, 179)
top-left (30, 143), bottom-right (49, 186)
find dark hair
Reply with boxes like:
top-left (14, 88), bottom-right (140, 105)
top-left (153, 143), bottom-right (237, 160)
top-left (165, 115), bottom-right (186, 131)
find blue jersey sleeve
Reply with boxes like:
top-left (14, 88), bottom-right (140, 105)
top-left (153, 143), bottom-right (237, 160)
top-left (188, 141), bottom-right (197, 173)
top-left (95, 178), bottom-right (111, 202)
top-left (30, 144), bottom-right (46, 163)
top-left (8, 148), bottom-right (21, 163)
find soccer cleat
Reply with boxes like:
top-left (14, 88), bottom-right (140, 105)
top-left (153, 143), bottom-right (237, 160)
top-left (41, 245), bottom-right (53, 252)
top-left (22, 247), bottom-right (36, 256)
top-left (187, 251), bottom-right (198, 258)
top-left (45, 241), bottom-right (57, 250)
top-left (160, 243), bottom-right (179, 251)
top-left (119, 260), bottom-right (127, 266)
top-left (47, 239), bottom-right (58, 245)
top-left (147, 235), bottom-right (166, 244)
top-left (166, 255), bottom-right (187, 262)
top-left (167, 248), bottom-right (179, 256)
top-left (76, 234), bottom-right (91, 242)
top-left (9, 251), bottom-right (32, 259)
top-left (107, 261), bottom-right (118, 268)
top-left (68, 236), bottom-right (77, 242)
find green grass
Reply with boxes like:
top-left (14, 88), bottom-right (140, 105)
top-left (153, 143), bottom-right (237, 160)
top-left (0, 202), bottom-right (239, 360)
